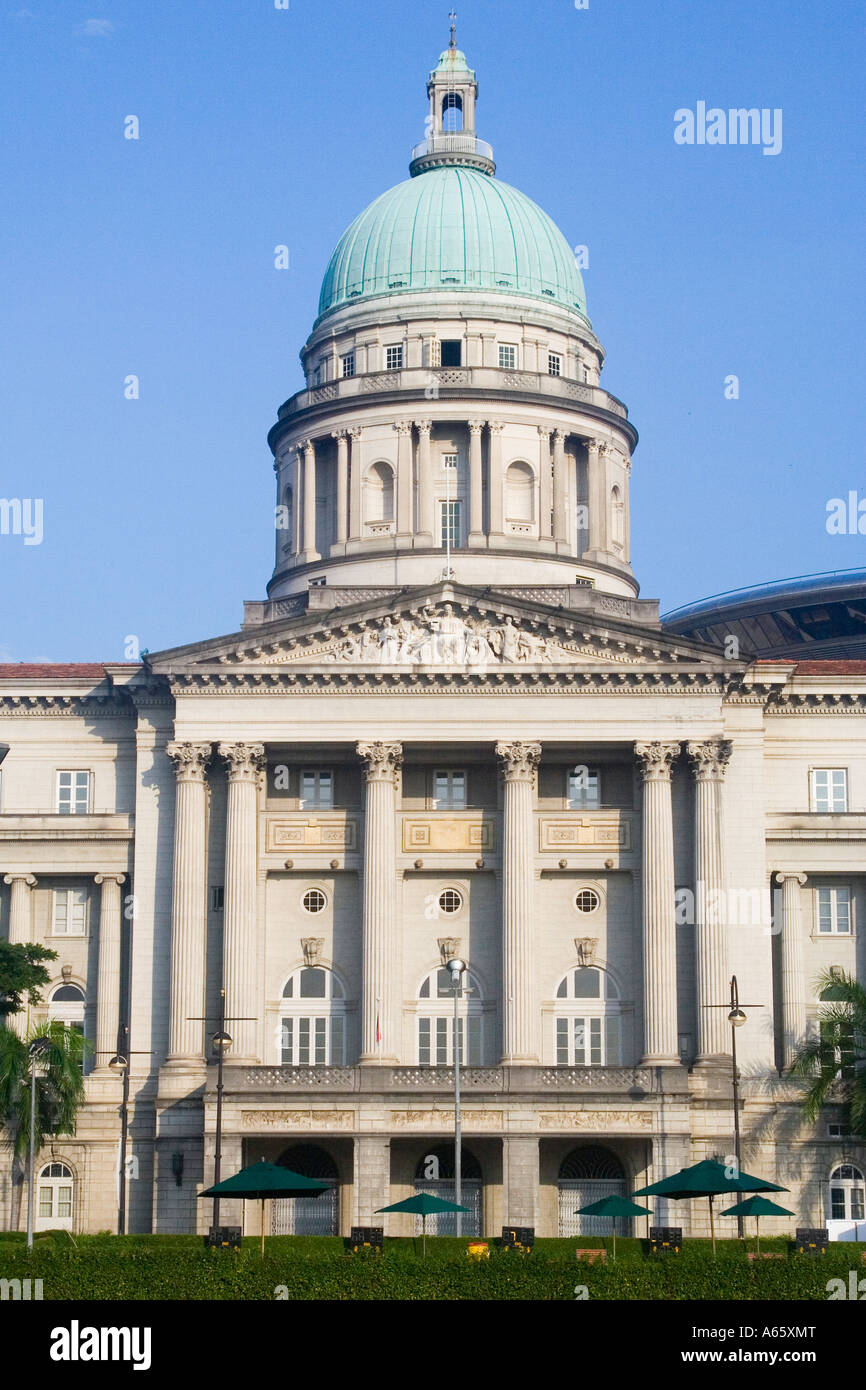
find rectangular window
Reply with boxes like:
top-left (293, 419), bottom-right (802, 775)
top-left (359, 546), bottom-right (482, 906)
top-left (567, 767), bottom-right (600, 809)
top-left (816, 886), bottom-right (851, 934)
top-left (340, 352), bottom-right (355, 379)
top-left (498, 343), bottom-right (517, 369)
top-left (418, 1015), bottom-right (481, 1065)
top-left (418, 1017), bottom-right (431, 1066)
top-left (57, 770), bottom-right (90, 815)
top-left (435, 1016), bottom-right (448, 1065)
top-left (440, 340), bottom-right (462, 367)
top-left (432, 769), bottom-right (466, 810)
top-left (831, 1187), bottom-right (846, 1220)
top-left (39, 1188), bottom-right (53, 1218)
top-left (385, 345), bottom-right (403, 370)
top-left (812, 768), bottom-right (848, 813)
top-left (210, 886), bottom-right (224, 912)
top-left (53, 887), bottom-right (88, 936)
top-left (556, 1016), bottom-right (569, 1065)
top-left (558, 1014), bottom-right (619, 1065)
top-left (442, 452), bottom-right (458, 471)
top-left (299, 770), bottom-right (333, 810)
top-left (440, 499), bottom-right (461, 548)
top-left (548, 352), bottom-right (562, 377)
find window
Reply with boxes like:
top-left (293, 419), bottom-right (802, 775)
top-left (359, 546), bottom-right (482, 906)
top-left (302, 888), bottom-right (328, 915)
top-left (432, 769), bottom-right (466, 809)
top-left (48, 985), bottom-right (85, 1066)
top-left (211, 886), bottom-right (224, 912)
top-left (548, 352), bottom-right (562, 376)
top-left (52, 888), bottom-right (87, 936)
top-left (828, 1165), bottom-right (865, 1223)
top-left (437, 888), bottom-right (463, 915)
top-left (57, 771), bottom-right (90, 815)
top-left (441, 91), bottom-right (463, 132)
top-left (364, 462), bottom-right (394, 525)
top-left (300, 770), bottom-right (333, 810)
top-left (574, 888), bottom-right (601, 914)
top-left (36, 1162), bottom-right (74, 1231)
top-left (312, 358), bottom-right (327, 387)
top-left (340, 352), bottom-right (355, 379)
top-left (441, 453), bottom-right (458, 471)
top-left (498, 344), bottom-right (517, 369)
top-left (812, 768), bottom-right (848, 813)
top-left (567, 767), bottom-right (600, 809)
top-left (440, 340), bottom-right (462, 367)
top-left (280, 967), bottom-right (346, 1066)
top-left (385, 345), bottom-right (403, 370)
top-left (554, 967), bottom-right (622, 1066)
top-left (816, 886), bottom-right (851, 935)
top-left (308, 575), bottom-right (327, 588)
top-left (440, 499), bottom-right (461, 548)
top-left (505, 461), bottom-right (534, 523)
top-left (417, 967), bottom-right (484, 1066)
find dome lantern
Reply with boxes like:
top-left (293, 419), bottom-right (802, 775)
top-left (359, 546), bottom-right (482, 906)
top-left (410, 23), bottom-right (495, 177)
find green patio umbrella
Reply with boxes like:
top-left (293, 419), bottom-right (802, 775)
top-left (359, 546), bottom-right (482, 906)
top-left (199, 1159), bottom-right (329, 1258)
top-left (574, 1194), bottom-right (652, 1261)
top-left (720, 1195), bottom-right (795, 1253)
top-left (633, 1159), bottom-right (788, 1257)
top-left (377, 1192), bottom-right (470, 1258)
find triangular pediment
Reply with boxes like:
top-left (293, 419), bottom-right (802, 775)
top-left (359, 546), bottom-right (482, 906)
top-left (148, 583), bottom-right (737, 678)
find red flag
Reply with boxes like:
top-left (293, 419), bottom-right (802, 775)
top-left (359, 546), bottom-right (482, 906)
top-left (376, 1014), bottom-right (381, 1045)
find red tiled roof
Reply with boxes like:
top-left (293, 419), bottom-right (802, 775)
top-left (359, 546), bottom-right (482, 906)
top-left (793, 661), bottom-right (866, 674)
top-left (0, 664), bottom-right (138, 679)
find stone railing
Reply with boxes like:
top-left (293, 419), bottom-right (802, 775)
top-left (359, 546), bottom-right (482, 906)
top-left (231, 1064), bottom-right (659, 1094)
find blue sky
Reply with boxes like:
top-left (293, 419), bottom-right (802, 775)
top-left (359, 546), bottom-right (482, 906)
top-left (1, 0), bottom-right (864, 660)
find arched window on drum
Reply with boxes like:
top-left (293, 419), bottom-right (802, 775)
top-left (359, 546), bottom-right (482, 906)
top-left (417, 966), bottom-right (485, 1066)
top-left (280, 966), bottom-right (347, 1066)
top-left (554, 966), bottom-right (622, 1065)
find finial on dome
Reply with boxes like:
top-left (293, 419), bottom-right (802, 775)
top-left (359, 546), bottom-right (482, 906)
top-left (449, 9), bottom-right (457, 50)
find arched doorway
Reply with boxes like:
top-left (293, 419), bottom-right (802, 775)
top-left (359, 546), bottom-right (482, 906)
top-left (414, 1144), bottom-right (482, 1236)
top-left (557, 1145), bottom-right (626, 1237)
top-left (272, 1144), bottom-right (339, 1235)
top-left (827, 1163), bottom-right (865, 1238)
top-left (36, 1162), bottom-right (74, 1232)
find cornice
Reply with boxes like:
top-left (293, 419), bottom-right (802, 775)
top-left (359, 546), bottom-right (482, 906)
top-left (169, 669), bottom-right (732, 696)
top-left (0, 695), bottom-right (136, 718)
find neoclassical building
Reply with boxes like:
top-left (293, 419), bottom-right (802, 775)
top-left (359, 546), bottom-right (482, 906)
top-left (2, 39), bottom-right (864, 1242)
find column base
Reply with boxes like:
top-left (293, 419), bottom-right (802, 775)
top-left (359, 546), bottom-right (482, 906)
top-left (639, 1054), bottom-right (682, 1067)
top-left (299, 549), bottom-right (322, 565)
top-left (468, 532), bottom-right (486, 548)
top-left (358, 1054), bottom-right (399, 1066)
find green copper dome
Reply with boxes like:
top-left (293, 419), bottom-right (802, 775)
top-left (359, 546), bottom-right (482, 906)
top-left (317, 166), bottom-right (588, 322)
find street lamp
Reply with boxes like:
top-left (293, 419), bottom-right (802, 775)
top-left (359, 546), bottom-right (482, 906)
top-left (446, 958), bottom-right (466, 1238)
top-left (102, 1025), bottom-right (151, 1236)
top-left (709, 975), bottom-right (762, 1239)
top-left (26, 1035), bottom-right (52, 1252)
top-left (188, 989), bottom-right (252, 1237)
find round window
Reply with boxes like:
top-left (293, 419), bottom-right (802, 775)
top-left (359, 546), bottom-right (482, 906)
top-left (302, 888), bottom-right (327, 914)
top-left (574, 888), bottom-right (600, 914)
top-left (438, 888), bottom-right (463, 915)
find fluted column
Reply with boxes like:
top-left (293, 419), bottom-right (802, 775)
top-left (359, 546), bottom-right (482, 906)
top-left (415, 419), bottom-right (433, 541)
top-left (687, 740), bottom-right (733, 1060)
top-left (468, 418), bottom-right (484, 543)
top-left (395, 422), bottom-right (413, 539)
top-left (219, 743), bottom-right (265, 1062)
top-left (488, 421), bottom-right (505, 535)
top-left (166, 742), bottom-right (212, 1063)
top-left (586, 438), bottom-right (608, 555)
top-left (3, 874), bottom-right (36, 1034)
top-left (357, 741), bottom-right (402, 1063)
top-left (301, 439), bottom-right (319, 561)
top-left (94, 873), bottom-right (125, 1068)
top-left (537, 427), bottom-right (553, 539)
top-left (636, 741), bottom-right (681, 1065)
top-left (332, 430), bottom-right (349, 545)
top-left (552, 429), bottom-right (568, 544)
top-left (347, 426), bottom-right (363, 542)
top-left (774, 871), bottom-right (808, 1067)
top-left (496, 741), bottom-right (542, 1064)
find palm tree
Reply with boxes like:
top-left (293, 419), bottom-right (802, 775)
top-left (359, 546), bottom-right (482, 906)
top-left (789, 968), bottom-right (866, 1138)
top-left (0, 1020), bottom-right (89, 1161)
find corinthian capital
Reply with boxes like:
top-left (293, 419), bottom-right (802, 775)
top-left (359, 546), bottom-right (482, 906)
top-left (394, 421), bottom-right (413, 437)
top-left (686, 739), bottom-right (733, 781)
top-left (218, 742), bottom-right (266, 781)
top-left (634, 741), bottom-right (680, 781)
top-left (414, 419), bottom-right (432, 435)
top-left (356, 741), bottom-right (403, 784)
top-left (496, 740), bottom-right (542, 783)
top-left (587, 437), bottom-right (609, 457)
top-left (166, 741), bottom-right (213, 782)
top-left (468, 418), bottom-right (485, 436)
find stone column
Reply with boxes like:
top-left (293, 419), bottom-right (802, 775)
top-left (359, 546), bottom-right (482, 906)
top-left (537, 427), bottom-right (552, 539)
top-left (3, 874), bottom-right (36, 1034)
top-left (356, 741), bottom-right (402, 1063)
top-left (503, 1136), bottom-right (539, 1229)
top-left (354, 1136), bottom-right (391, 1227)
top-left (301, 439), bottom-right (319, 561)
top-left (635, 742), bottom-right (681, 1065)
top-left (468, 418), bottom-right (485, 544)
top-left (332, 430), bottom-right (349, 545)
top-left (687, 740), bottom-right (733, 1060)
top-left (219, 742), bottom-right (266, 1063)
top-left (488, 421), bottom-right (505, 535)
top-left (552, 429), bottom-right (568, 544)
top-left (586, 438), bottom-right (609, 555)
top-left (415, 419), bottom-right (433, 541)
top-left (165, 742), bottom-right (212, 1064)
top-left (94, 873), bottom-right (126, 1068)
top-left (348, 427), bottom-right (362, 542)
top-left (496, 741), bottom-right (542, 1063)
top-left (774, 871), bottom-right (808, 1067)
top-left (395, 422), bottom-right (413, 539)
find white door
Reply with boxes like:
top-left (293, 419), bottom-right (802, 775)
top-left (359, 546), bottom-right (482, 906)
top-left (36, 1163), bottom-right (74, 1231)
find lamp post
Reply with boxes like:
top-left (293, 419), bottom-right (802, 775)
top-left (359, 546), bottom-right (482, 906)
top-left (103, 1026), bottom-right (152, 1236)
top-left (25, 1035), bottom-right (51, 1252)
top-left (188, 990), bottom-right (252, 1235)
top-left (709, 975), bottom-right (762, 1240)
top-left (446, 958), bottom-right (466, 1238)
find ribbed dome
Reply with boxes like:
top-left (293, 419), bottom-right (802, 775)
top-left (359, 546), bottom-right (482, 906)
top-left (317, 166), bottom-right (588, 322)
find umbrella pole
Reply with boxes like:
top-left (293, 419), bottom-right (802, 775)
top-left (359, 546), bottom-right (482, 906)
top-left (261, 1199), bottom-right (265, 1260)
top-left (423, 1212), bottom-right (427, 1259)
top-left (709, 1196), bottom-right (716, 1257)
top-left (756, 1216), bottom-right (760, 1254)
top-left (613, 1217), bottom-right (616, 1262)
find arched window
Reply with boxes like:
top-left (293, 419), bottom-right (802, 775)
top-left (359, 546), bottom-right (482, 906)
top-left (505, 461), bottom-right (535, 523)
top-left (364, 461), bottom-right (394, 526)
top-left (441, 91), bottom-right (463, 132)
top-left (36, 1161), bottom-right (74, 1231)
top-left (417, 967), bottom-right (484, 1066)
top-left (828, 1164), bottom-right (865, 1223)
top-left (414, 1144), bottom-right (482, 1236)
top-left (557, 1145), bottom-right (626, 1237)
top-left (553, 966), bottom-right (622, 1065)
top-left (611, 485), bottom-right (624, 547)
top-left (280, 966), bottom-right (347, 1066)
top-left (48, 984), bottom-right (85, 1026)
top-left (272, 1145), bottom-right (339, 1236)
